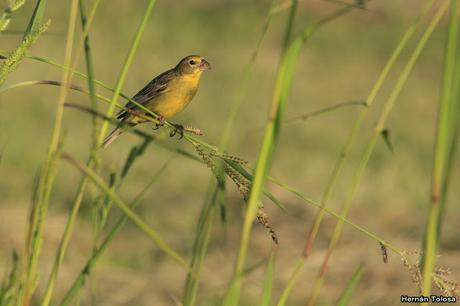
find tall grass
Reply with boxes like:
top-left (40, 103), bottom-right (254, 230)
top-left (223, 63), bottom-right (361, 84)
top-left (59, 160), bottom-right (170, 305)
top-left (223, 2), bottom-right (365, 305)
top-left (182, 3), bottom-right (282, 304)
top-left (421, 0), bottom-right (460, 296)
top-left (0, 1), bottom-right (459, 305)
top-left (40, 1), bottom-right (158, 304)
top-left (306, 2), bottom-right (450, 304)
top-left (303, 0), bottom-right (436, 257)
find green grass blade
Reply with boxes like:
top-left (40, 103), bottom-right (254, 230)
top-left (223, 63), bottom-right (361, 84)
top-left (182, 179), bottom-right (218, 306)
top-left (281, 0), bottom-right (298, 54)
top-left (260, 252), bottom-right (276, 306)
top-left (78, 0), bottom-right (100, 151)
top-left (61, 153), bottom-right (189, 269)
top-left (421, 0), bottom-right (460, 295)
top-left (23, 0), bottom-right (48, 37)
top-left (18, 1), bottom-right (78, 304)
top-left (285, 100), bottom-right (366, 124)
top-left (275, 260), bottom-right (304, 306)
top-left (59, 161), bottom-right (170, 306)
top-left (336, 263), bottom-right (364, 306)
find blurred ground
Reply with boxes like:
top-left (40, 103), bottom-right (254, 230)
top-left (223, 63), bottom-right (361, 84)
top-left (0, 0), bottom-right (459, 305)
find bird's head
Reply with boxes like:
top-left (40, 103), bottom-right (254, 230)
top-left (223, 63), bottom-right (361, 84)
top-left (176, 55), bottom-right (211, 75)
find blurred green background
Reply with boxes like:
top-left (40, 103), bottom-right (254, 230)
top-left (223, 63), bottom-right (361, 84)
top-left (1, 0), bottom-right (459, 305)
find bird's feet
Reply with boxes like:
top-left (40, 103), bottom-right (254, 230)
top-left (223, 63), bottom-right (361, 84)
top-left (169, 123), bottom-right (184, 139)
top-left (152, 115), bottom-right (165, 130)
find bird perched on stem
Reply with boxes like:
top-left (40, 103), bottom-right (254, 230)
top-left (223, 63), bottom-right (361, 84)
top-left (102, 55), bottom-right (211, 148)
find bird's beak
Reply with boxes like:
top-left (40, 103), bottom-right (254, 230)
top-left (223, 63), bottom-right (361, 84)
top-left (200, 59), bottom-right (211, 71)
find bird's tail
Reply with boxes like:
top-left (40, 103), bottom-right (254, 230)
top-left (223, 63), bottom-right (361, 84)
top-left (102, 127), bottom-right (124, 149)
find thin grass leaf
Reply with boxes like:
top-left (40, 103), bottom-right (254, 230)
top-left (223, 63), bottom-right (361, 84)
top-left (286, 100), bottom-right (366, 124)
top-left (421, 0), bottom-right (460, 295)
top-left (61, 153), bottom-right (189, 269)
top-left (281, 0), bottom-right (298, 55)
top-left (78, 0), bottom-right (99, 152)
top-left (306, 2), bottom-right (449, 305)
top-left (23, 0), bottom-right (48, 37)
top-left (19, 2), bottom-right (78, 303)
top-left (336, 263), bottom-right (365, 306)
top-left (276, 260), bottom-right (304, 306)
top-left (182, 180), bottom-right (218, 306)
top-left (59, 161), bottom-right (170, 306)
top-left (260, 253), bottom-right (276, 306)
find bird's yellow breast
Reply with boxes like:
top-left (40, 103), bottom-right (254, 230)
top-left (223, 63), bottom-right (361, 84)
top-left (149, 71), bottom-right (203, 119)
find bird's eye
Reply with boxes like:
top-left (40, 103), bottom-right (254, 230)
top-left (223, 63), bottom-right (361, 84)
top-left (189, 60), bottom-right (196, 65)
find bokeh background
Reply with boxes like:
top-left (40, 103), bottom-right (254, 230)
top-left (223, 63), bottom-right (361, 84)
top-left (1, 0), bottom-right (459, 305)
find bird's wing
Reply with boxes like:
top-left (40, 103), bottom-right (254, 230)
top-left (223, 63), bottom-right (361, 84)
top-left (116, 68), bottom-right (176, 119)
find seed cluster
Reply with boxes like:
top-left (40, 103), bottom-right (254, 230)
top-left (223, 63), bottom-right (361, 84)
top-left (401, 250), bottom-right (460, 298)
top-left (194, 144), bottom-right (278, 244)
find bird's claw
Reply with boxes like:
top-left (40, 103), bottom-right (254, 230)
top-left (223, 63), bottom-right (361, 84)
top-left (170, 124), bottom-right (184, 139)
top-left (152, 115), bottom-right (165, 130)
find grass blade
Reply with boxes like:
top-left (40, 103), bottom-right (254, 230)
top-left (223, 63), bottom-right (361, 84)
top-left (182, 179), bottom-right (218, 306)
top-left (18, 1), bottom-right (78, 304)
top-left (421, 0), bottom-right (460, 295)
top-left (23, 0), bottom-right (48, 37)
top-left (336, 263), bottom-right (365, 306)
top-left (78, 0), bottom-right (99, 152)
top-left (61, 153), bottom-right (189, 269)
top-left (275, 260), bottom-right (304, 306)
top-left (59, 161), bottom-right (170, 306)
top-left (285, 100), bottom-right (366, 124)
top-left (260, 252), bottom-right (276, 306)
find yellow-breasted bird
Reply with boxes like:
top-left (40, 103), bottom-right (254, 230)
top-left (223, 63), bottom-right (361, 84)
top-left (102, 55), bottom-right (211, 148)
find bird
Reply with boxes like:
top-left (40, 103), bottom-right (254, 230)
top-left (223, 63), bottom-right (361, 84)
top-left (102, 55), bottom-right (211, 148)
